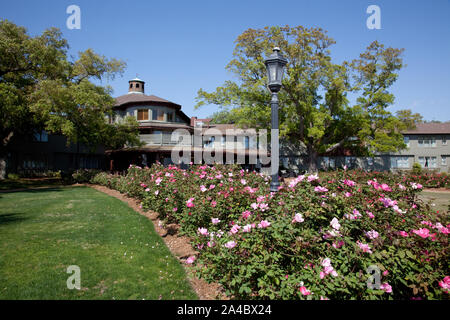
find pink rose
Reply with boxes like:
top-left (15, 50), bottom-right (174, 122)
top-left (257, 220), bottom-right (271, 229)
top-left (185, 256), bottom-right (196, 264)
top-left (186, 198), bottom-right (195, 208)
top-left (314, 186), bottom-right (328, 192)
top-left (438, 276), bottom-right (450, 293)
top-left (412, 228), bottom-right (430, 239)
top-left (292, 213), bottom-right (304, 223)
top-left (365, 230), bottom-right (379, 239)
top-left (380, 282), bottom-right (392, 293)
top-left (242, 210), bottom-right (252, 219)
top-left (224, 241), bottom-right (236, 249)
top-left (357, 241), bottom-right (372, 254)
top-left (197, 227), bottom-right (209, 236)
top-left (299, 286), bottom-right (312, 296)
top-left (230, 224), bottom-right (241, 234)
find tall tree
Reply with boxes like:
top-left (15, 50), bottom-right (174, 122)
top-left (196, 26), bottom-right (420, 171)
top-left (0, 20), bottom-right (140, 178)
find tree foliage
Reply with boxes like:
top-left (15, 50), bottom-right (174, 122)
top-left (196, 25), bottom-right (421, 171)
top-left (0, 19), bottom-right (141, 177)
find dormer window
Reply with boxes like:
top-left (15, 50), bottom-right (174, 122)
top-left (137, 109), bottom-right (149, 121)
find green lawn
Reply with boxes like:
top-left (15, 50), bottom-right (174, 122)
top-left (0, 178), bottom-right (64, 190)
top-left (0, 186), bottom-right (197, 300)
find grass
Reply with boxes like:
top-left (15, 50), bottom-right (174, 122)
top-left (0, 186), bottom-right (197, 300)
top-left (0, 178), bottom-right (64, 190)
top-left (418, 190), bottom-right (450, 214)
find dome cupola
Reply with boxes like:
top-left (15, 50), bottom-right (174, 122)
top-left (128, 77), bottom-right (145, 94)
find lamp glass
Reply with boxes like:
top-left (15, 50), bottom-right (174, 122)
top-left (267, 62), bottom-right (277, 85)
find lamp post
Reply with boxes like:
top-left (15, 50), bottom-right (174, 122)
top-left (264, 47), bottom-right (287, 192)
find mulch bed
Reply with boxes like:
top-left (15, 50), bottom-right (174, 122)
top-left (88, 184), bottom-right (227, 300)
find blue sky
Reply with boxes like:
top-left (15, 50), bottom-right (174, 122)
top-left (1, 0), bottom-right (449, 120)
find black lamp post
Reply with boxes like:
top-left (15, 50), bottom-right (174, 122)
top-left (264, 47), bottom-right (287, 192)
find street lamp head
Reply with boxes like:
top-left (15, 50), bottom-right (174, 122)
top-left (264, 47), bottom-right (288, 93)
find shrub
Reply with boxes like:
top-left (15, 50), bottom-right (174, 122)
top-left (6, 173), bottom-right (20, 180)
top-left (412, 162), bottom-right (422, 175)
top-left (89, 165), bottom-right (449, 300)
top-left (72, 169), bottom-right (101, 183)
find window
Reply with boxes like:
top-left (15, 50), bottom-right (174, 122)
top-left (157, 110), bottom-right (164, 121)
top-left (403, 136), bottom-right (410, 148)
top-left (33, 130), bottom-right (48, 142)
top-left (130, 83), bottom-right (133, 88)
top-left (442, 156), bottom-right (447, 166)
top-left (443, 137), bottom-right (447, 145)
top-left (136, 83), bottom-right (140, 88)
top-left (418, 136), bottom-right (436, 147)
top-left (345, 157), bottom-right (357, 168)
top-left (322, 157), bottom-right (336, 169)
top-left (23, 154), bottom-right (47, 169)
top-left (109, 114), bottom-right (116, 124)
top-left (418, 156), bottom-right (437, 168)
top-left (167, 112), bottom-right (173, 122)
top-left (391, 156), bottom-right (409, 168)
top-left (137, 109), bottom-right (149, 121)
top-left (244, 136), bottom-right (250, 149)
top-left (204, 136), bottom-right (215, 148)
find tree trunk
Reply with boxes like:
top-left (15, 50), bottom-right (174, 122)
top-left (0, 131), bottom-right (14, 180)
top-left (0, 155), bottom-right (6, 180)
top-left (307, 146), bottom-right (319, 173)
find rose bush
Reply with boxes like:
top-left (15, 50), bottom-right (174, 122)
top-left (320, 169), bottom-right (450, 189)
top-left (88, 164), bottom-right (449, 300)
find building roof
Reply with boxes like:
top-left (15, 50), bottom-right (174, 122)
top-left (114, 93), bottom-right (182, 109)
top-left (113, 92), bottom-right (190, 123)
top-left (402, 123), bottom-right (450, 134)
top-left (129, 77), bottom-right (144, 82)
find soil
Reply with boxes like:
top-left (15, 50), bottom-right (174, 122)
top-left (88, 184), bottom-right (228, 300)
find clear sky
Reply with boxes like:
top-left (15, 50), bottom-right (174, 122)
top-left (1, 0), bottom-right (449, 121)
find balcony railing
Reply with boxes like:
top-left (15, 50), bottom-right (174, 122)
top-left (140, 133), bottom-right (192, 146)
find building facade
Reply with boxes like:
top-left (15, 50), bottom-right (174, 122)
top-left (107, 78), bottom-right (193, 170)
top-left (5, 131), bottom-right (106, 176)
top-left (5, 76), bottom-right (449, 176)
top-left (277, 123), bottom-right (450, 174)
top-left (392, 123), bottom-right (450, 172)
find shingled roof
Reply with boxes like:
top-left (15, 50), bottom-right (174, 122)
top-left (114, 93), bottom-right (182, 109)
top-left (402, 123), bottom-right (450, 134)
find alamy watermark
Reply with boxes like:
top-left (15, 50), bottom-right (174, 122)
top-left (366, 5), bottom-right (381, 30)
top-left (66, 265), bottom-right (81, 290)
top-left (366, 265), bottom-right (381, 290)
top-left (169, 128), bottom-right (280, 174)
top-left (66, 5), bottom-right (81, 30)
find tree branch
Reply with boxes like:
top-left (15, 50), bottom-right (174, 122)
top-left (324, 138), bottom-right (345, 153)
